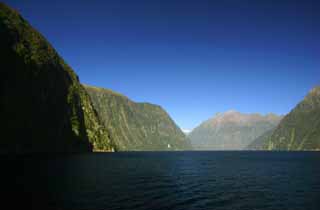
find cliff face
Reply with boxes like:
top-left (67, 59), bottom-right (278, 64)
top-left (257, 86), bottom-right (320, 150)
top-left (84, 85), bottom-right (191, 151)
top-left (189, 111), bottom-right (282, 150)
top-left (0, 3), bottom-right (114, 153)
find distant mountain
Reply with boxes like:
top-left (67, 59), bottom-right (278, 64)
top-left (84, 85), bottom-right (191, 151)
top-left (247, 128), bottom-right (276, 150)
top-left (0, 3), bottom-right (114, 154)
top-left (252, 86), bottom-right (320, 150)
top-left (189, 110), bottom-right (282, 150)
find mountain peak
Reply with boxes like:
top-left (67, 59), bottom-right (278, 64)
top-left (206, 111), bottom-right (282, 127)
top-left (225, 109), bottom-right (239, 114)
top-left (308, 86), bottom-right (320, 97)
top-left (189, 111), bottom-right (283, 150)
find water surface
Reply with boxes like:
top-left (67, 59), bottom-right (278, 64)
top-left (2, 151), bottom-right (320, 210)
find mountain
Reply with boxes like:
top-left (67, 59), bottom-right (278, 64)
top-left (0, 3), bottom-right (114, 154)
top-left (84, 85), bottom-right (191, 151)
top-left (246, 128), bottom-right (276, 150)
top-left (189, 110), bottom-right (282, 150)
top-left (253, 86), bottom-right (320, 150)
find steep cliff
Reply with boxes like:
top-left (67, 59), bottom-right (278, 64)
top-left (84, 85), bottom-right (191, 151)
top-left (257, 86), bottom-right (320, 150)
top-left (0, 3), bottom-right (114, 153)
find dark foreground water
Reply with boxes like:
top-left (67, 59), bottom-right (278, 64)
top-left (1, 151), bottom-right (320, 210)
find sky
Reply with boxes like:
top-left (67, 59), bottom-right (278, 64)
top-left (5, 0), bottom-right (320, 130)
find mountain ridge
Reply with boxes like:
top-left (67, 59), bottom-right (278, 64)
top-left (0, 3), bottom-right (188, 153)
top-left (189, 110), bottom-right (283, 150)
top-left (84, 84), bottom-right (191, 151)
top-left (251, 86), bottom-right (320, 150)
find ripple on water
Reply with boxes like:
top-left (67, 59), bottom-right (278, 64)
top-left (1, 151), bottom-right (320, 210)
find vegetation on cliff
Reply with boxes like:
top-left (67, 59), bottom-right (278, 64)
top-left (0, 3), bottom-right (114, 153)
top-left (84, 85), bottom-right (191, 151)
top-left (254, 86), bottom-right (320, 150)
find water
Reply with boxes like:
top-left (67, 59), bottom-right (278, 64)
top-left (1, 151), bottom-right (320, 210)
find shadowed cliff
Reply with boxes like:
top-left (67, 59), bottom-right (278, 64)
top-left (0, 3), bottom-right (114, 153)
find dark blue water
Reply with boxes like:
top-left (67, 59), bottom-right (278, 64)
top-left (1, 151), bottom-right (320, 210)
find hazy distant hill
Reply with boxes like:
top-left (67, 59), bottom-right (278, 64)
top-left (0, 3), bottom-right (114, 153)
top-left (189, 111), bottom-right (282, 150)
top-left (253, 86), bottom-right (320, 150)
top-left (84, 85), bottom-right (191, 151)
top-left (247, 128), bottom-right (276, 150)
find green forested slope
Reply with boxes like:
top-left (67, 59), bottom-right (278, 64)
top-left (0, 3), bottom-right (114, 153)
top-left (259, 86), bottom-right (320, 150)
top-left (84, 85), bottom-right (191, 151)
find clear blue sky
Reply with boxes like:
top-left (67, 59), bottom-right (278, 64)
top-left (5, 0), bottom-right (319, 130)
